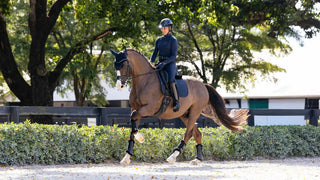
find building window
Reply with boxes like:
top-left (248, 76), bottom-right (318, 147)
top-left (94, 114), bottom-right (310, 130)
top-left (249, 99), bottom-right (268, 109)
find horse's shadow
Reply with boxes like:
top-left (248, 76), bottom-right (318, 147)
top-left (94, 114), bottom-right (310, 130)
top-left (154, 163), bottom-right (250, 172)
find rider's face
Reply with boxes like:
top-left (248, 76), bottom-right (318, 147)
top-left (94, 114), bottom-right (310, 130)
top-left (161, 27), bottom-right (170, 35)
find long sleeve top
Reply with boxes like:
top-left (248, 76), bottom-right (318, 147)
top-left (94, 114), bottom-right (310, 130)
top-left (150, 33), bottom-right (178, 64)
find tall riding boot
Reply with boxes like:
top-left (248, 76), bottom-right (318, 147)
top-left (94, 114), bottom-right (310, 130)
top-left (170, 83), bottom-right (180, 112)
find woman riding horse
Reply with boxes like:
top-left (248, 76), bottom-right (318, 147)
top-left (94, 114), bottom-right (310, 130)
top-left (111, 48), bottom-right (249, 166)
top-left (150, 18), bottom-right (180, 112)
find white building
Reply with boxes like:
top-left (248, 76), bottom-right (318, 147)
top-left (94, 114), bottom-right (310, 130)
top-left (222, 95), bottom-right (319, 126)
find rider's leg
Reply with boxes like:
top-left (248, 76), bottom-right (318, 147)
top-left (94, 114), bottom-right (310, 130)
top-left (170, 83), bottom-right (180, 112)
top-left (166, 62), bottom-right (180, 112)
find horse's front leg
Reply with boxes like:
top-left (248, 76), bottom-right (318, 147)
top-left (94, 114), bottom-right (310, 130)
top-left (120, 107), bottom-right (152, 165)
top-left (120, 110), bottom-right (141, 165)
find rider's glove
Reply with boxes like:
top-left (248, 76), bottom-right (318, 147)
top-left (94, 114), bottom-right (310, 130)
top-left (156, 62), bottom-right (165, 69)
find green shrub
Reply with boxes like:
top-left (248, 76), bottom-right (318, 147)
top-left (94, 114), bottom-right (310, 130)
top-left (0, 121), bottom-right (319, 166)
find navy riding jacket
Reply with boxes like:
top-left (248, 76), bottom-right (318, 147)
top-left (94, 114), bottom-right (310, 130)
top-left (150, 33), bottom-right (178, 64)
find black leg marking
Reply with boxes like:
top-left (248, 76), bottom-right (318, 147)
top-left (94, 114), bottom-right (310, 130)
top-left (130, 110), bottom-right (138, 120)
top-left (126, 111), bottom-right (138, 156)
top-left (126, 140), bottom-right (135, 155)
top-left (196, 144), bottom-right (203, 161)
top-left (131, 119), bottom-right (138, 133)
top-left (174, 140), bottom-right (186, 153)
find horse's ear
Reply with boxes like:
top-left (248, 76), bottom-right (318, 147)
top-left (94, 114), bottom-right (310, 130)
top-left (124, 48), bottom-right (127, 55)
top-left (110, 49), bottom-right (117, 56)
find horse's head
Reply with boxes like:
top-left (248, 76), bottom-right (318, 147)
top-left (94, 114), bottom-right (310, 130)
top-left (110, 49), bottom-right (131, 89)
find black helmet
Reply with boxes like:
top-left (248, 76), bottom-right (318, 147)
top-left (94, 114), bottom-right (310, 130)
top-left (159, 18), bottom-right (173, 28)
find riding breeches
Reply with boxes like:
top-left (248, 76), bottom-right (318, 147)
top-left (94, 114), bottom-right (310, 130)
top-left (163, 62), bottom-right (177, 83)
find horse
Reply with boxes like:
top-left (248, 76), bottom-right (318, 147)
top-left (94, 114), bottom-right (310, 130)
top-left (110, 48), bottom-right (249, 165)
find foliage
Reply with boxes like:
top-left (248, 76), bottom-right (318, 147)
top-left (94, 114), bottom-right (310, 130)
top-left (0, 121), bottom-right (320, 166)
top-left (0, 0), bottom-right (160, 108)
top-left (50, 1), bottom-right (113, 106)
top-left (1, 0), bottom-right (320, 109)
top-left (0, 0), bottom-right (11, 15)
top-left (166, 0), bottom-right (320, 91)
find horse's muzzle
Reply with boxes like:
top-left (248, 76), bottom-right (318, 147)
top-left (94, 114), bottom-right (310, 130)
top-left (117, 80), bottom-right (126, 90)
top-left (116, 71), bottom-right (128, 89)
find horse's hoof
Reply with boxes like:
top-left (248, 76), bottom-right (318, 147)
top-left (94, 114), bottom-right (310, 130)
top-left (134, 132), bottom-right (145, 143)
top-left (120, 153), bottom-right (131, 166)
top-left (120, 158), bottom-right (130, 166)
top-left (167, 155), bottom-right (177, 163)
top-left (189, 158), bottom-right (201, 165)
top-left (167, 156), bottom-right (176, 163)
top-left (167, 151), bottom-right (180, 163)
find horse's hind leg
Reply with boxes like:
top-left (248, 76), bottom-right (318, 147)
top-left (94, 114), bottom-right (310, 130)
top-left (167, 112), bottom-right (203, 165)
top-left (190, 126), bottom-right (203, 165)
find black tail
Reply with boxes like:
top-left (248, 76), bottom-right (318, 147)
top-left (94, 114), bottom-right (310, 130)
top-left (205, 84), bottom-right (248, 132)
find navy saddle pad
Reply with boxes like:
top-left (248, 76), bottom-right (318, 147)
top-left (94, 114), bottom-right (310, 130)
top-left (156, 71), bottom-right (188, 97)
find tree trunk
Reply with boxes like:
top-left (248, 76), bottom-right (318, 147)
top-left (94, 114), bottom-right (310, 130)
top-left (74, 73), bottom-right (86, 107)
top-left (1, 0), bottom-right (115, 123)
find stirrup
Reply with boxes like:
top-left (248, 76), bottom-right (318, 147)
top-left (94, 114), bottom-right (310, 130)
top-left (173, 100), bottom-right (180, 112)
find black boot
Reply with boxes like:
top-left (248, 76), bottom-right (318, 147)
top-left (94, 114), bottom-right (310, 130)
top-left (170, 82), bottom-right (180, 112)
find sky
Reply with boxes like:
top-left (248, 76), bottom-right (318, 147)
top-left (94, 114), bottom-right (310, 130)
top-left (54, 33), bottom-right (320, 101)
top-left (218, 34), bottom-right (320, 98)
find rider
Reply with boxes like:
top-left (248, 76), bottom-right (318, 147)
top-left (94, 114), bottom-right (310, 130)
top-left (150, 18), bottom-right (180, 112)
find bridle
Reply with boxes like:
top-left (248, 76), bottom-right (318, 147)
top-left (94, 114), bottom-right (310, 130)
top-left (116, 57), bottom-right (160, 85)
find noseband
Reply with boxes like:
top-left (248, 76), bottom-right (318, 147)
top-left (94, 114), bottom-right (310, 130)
top-left (116, 59), bottom-right (160, 83)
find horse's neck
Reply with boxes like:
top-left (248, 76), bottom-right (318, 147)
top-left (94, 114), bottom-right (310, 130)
top-left (128, 53), bottom-right (153, 76)
top-left (128, 53), bottom-right (157, 89)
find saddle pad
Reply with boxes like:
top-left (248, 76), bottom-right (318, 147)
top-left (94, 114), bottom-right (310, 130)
top-left (156, 71), bottom-right (188, 97)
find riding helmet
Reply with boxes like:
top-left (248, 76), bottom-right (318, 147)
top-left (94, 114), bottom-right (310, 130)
top-left (159, 18), bottom-right (173, 28)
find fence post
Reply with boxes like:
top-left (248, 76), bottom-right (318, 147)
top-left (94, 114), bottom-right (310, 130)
top-left (100, 108), bottom-right (107, 126)
top-left (248, 110), bottom-right (254, 126)
top-left (96, 108), bottom-right (107, 126)
top-left (104, 108), bottom-right (115, 126)
top-left (309, 109), bottom-right (318, 127)
top-left (10, 106), bottom-right (20, 123)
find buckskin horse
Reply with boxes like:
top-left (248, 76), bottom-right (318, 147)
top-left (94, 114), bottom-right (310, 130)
top-left (110, 49), bottom-right (249, 165)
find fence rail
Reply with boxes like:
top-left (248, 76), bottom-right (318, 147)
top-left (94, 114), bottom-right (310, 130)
top-left (248, 109), bottom-right (319, 126)
top-left (0, 106), bottom-right (319, 127)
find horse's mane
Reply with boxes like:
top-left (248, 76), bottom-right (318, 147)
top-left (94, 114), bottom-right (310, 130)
top-left (127, 48), bottom-right (154, 68)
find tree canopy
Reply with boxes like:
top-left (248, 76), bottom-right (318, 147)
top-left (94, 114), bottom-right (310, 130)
top-left (0, 0), bottom-right (320, 123)
top-left (166, 0), bottom-right (320, 91)
top-left (0, 0), bottom-right (160, 123)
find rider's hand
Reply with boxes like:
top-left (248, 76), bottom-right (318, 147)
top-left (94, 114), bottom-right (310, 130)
top-left (156, 62), bottom-right (165, 69)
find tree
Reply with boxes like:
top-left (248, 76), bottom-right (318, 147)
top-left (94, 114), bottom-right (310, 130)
top-left (55, 0), bottom-right (162, 107)
top-left (0, 0), bottom-right (113, 109)
top-left (166, 0), bottom-right (320, 91)
top-left (57, 44), bottom-right (111, 107)
top-left (48, 1), bottom-right (114, 107)
top-left (0, 0), bottom-right (159, 123)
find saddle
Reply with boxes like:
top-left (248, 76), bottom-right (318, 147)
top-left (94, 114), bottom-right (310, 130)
top-left (157, 71), bottom-right (188, 97)
top-left (154, 70), bottom-right (188, 116)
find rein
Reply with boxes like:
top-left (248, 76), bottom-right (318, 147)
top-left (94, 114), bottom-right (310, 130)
top-left (117, 60), bottom-right (160, 80)
top-left (117, 69), bottom-right (160, 80)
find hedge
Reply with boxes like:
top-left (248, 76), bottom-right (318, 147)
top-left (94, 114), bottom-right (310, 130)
top-left (0, 121), bottom-right (319, 166)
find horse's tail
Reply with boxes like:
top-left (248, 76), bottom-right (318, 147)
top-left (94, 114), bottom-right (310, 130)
top-left (205, 84), bottom-right (249, 132)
